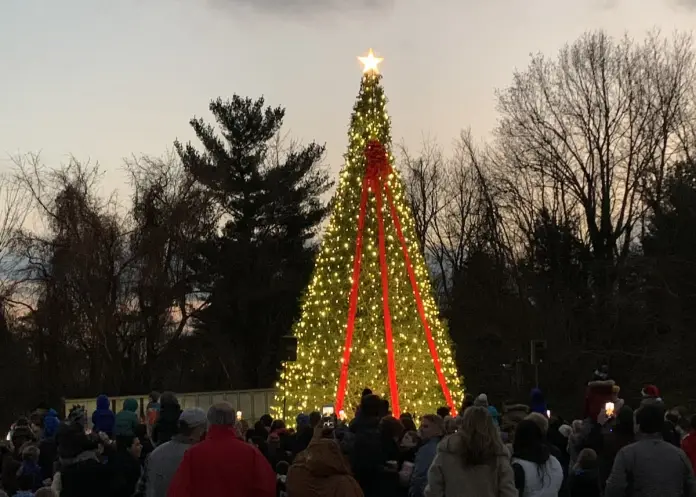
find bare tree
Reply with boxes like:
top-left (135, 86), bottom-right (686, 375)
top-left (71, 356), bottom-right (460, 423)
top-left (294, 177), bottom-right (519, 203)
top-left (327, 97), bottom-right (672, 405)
top-left (398, 137), bottom-right (448, 250)
top-left (124, 151), bottom-right (218, 386)
top-left (8, 152), bottom-right (221, 393)
top-left (12, 154), bottom-right (129, 392)
top-left (494, 30), bottom-right (696, 289)
top-left (0, 168), bottom-right (32, 305)
top-left (400, 132), bottom-right (505, 303)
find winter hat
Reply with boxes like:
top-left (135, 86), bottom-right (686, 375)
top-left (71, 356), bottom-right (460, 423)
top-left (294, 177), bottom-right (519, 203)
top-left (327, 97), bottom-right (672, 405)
top-left (42, 409), bottom-right (60, 439)
top-left (642, 384), bottom-right (660, 398)
top-left (474, 394), bottom-right (489, 408)
top-left (296, 413), bottom-right (310, 428)
top-left (179, 408), bottom-right (207, 428)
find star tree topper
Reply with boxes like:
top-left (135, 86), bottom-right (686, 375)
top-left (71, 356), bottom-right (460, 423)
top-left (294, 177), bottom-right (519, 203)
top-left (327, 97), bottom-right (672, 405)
top-left (358, 49), bottom-right (383, 74)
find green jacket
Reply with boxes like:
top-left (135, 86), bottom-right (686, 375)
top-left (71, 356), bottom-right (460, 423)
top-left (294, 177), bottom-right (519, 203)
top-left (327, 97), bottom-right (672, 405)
top-left (114, 398), bottom-right (139, 436)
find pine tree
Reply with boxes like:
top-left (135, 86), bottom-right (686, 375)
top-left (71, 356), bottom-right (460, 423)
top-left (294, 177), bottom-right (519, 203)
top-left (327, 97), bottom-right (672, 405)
top-left (176, 96), bottom-right (332, 389)
top-left (275, 51), bottom-right (463, 420)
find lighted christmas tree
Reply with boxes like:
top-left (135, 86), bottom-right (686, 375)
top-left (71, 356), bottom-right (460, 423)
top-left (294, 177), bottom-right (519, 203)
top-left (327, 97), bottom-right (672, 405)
top-left (274, 50), bottom-right (463, 421)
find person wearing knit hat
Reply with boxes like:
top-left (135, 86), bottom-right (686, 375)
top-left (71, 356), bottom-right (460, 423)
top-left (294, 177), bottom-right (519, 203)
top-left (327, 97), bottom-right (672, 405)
top-left (473, 393), bottom-right (489, 408)
top-left (642, 384), bottom-right (660, 399)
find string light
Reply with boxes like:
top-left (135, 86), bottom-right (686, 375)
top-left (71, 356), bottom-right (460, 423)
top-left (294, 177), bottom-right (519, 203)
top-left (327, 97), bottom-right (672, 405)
top-left (273, 53), bottom-right (463, 422)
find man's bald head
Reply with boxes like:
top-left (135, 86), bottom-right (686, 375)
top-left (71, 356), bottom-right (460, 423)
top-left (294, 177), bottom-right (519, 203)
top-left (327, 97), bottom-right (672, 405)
top-left (207, 402), bottom-right (237, 427)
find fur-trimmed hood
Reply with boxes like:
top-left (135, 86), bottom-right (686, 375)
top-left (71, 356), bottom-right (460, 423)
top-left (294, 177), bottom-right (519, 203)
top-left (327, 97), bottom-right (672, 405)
top-left (587, 379), bottom-right (615, 389)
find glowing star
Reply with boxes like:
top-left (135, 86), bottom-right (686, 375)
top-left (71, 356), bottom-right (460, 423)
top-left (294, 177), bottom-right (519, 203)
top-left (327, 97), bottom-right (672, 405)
top-left (358, 49), bottom-right (383, 74)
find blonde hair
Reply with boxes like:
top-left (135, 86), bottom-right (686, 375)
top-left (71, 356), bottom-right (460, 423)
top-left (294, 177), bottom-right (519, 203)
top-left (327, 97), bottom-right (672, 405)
top-left (526, 412), bottom-right (549, 434)
top-left (455, 406), bottom-right (505, 466)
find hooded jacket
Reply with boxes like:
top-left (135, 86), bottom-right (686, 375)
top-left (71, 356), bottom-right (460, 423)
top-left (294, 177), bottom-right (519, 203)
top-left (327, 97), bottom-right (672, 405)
top-left (39, 409), bottom-right (60, 480)
top-left (92, 395), bottom-right (115, 437)
top-left (114, 398), bottom-right (139, 437)
top-left (425, 432), bottom-right (517, 497)
top-left (43, 409), bottom-right (60, 439)
top-left (286, 439), bottom-right (364, 497)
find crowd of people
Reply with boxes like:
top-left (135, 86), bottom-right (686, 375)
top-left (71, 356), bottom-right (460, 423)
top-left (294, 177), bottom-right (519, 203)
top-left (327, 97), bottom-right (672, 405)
top-left (1, 371), bottom-right (696, 497)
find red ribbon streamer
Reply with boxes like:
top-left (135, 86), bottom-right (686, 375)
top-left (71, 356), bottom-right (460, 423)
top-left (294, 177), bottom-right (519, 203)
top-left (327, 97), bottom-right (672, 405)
top-left (375, 179), bottom-right (401, 418)
top-left (335, 176), bottom-right (370, 415)
top-left (384, 183), bottom-right (457, 416)
top-left (335, 139), bottom-right (455, 417)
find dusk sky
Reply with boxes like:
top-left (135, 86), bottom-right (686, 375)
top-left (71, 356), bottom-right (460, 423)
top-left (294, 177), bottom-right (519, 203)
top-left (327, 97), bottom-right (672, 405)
top-left (2, 0), bottom-right (696, 198)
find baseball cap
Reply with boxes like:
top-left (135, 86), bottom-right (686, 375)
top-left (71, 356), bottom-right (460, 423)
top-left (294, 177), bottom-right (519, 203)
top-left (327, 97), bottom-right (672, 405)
top-left (179, 408), bottom-right (207, 428)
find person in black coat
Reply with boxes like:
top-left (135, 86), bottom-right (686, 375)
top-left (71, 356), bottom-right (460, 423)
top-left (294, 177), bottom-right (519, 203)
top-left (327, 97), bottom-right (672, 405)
top-left (59, 451), bottom-right (111, 497)
top-left (107, 435), bottom-right (142, 497)
top-left (350, 394), bottom-right (389, 497)
top-left (151, 392), bottom-right (181, 446)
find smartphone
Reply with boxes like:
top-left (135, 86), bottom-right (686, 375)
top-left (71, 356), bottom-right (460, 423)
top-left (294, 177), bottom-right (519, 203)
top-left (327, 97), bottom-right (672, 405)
top-left (236, 411), bottom-right (242, 421)
top-left (338, 409), bottom-right (347, 421)
top-left (546, 410), bottom-right (551, 418)
top-left (605, 402), bottom-right (615, 417)
top-left (322, 405), bottom-right (335, 416)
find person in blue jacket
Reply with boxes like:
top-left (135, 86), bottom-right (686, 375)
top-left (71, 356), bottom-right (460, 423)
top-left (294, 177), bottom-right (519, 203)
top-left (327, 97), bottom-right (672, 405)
top-left (92, 394), bottom-right (115, 437)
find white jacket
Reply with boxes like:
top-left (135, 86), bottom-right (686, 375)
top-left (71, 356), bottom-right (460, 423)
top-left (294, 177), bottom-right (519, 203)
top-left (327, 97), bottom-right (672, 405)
top-left (511, 456), bottom-right (563, 497)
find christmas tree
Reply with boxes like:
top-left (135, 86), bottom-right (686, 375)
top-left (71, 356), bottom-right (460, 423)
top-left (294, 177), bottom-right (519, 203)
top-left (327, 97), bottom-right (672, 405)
top-left (274, 50), bottom-right (463, 421)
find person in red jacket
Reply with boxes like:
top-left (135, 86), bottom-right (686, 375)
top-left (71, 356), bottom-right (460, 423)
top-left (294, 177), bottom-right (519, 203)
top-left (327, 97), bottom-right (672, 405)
top-left (681, 415), bottom-right (696, 473)
top-left (167, 402), bottom-right (276, 497)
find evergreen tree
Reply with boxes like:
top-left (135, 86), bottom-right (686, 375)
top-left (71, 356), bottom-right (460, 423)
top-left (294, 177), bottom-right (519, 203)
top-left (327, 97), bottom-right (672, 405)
top-left (276, 53), bottom-right (462, 420)
top-left (176, 96), bottom-right (332, 389)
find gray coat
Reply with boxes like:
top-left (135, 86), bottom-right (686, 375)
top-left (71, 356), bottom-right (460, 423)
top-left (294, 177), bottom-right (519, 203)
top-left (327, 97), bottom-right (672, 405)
top-left (143, 436), bottom-right (194, 497)
top-left (605, 435), bottom-right (696, 497)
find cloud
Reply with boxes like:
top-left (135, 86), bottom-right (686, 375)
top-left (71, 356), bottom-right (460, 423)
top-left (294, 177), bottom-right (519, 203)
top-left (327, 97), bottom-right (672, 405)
top-left (599, 0), bottom-right (696, 9)
top-left (206, 0), bottom-right (395, 15)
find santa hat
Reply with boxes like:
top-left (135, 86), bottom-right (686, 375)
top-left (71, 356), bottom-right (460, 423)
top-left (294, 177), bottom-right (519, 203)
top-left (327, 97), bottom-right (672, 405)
top-left (642, 384), bottom-right (660, 398)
